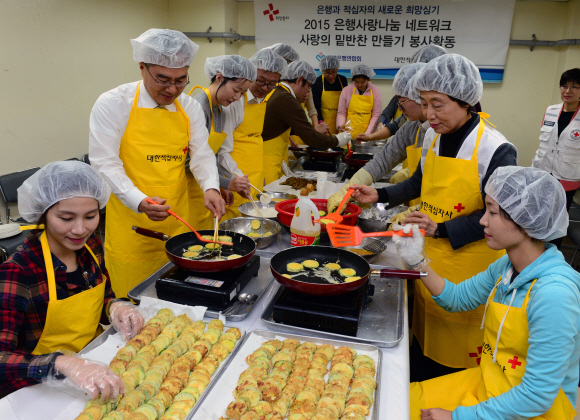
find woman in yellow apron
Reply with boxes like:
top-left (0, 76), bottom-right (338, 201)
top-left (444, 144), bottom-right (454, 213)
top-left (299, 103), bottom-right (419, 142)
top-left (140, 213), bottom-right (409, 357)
top-left (0, 161), bottom-right (144, 399)
top-left (188, 55), bottom-right (256, 228)
top-left (391, 166), bottom-right (578, 420)
top-left (312, 55), bottom-right (346, 136)
top-left (336, 64), bottom-right (382, 141)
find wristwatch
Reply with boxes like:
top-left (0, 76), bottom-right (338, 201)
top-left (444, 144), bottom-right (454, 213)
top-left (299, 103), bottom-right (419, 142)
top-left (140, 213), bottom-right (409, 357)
top-left (433, 224), bottom-right (441, 239)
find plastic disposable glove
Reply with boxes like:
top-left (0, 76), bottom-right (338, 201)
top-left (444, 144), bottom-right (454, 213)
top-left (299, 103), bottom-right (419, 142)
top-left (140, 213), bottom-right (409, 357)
top-left (392, 224), bottom-right (426, 268)
top-left (336, 132), bottom-right (352, 147)
top-left (389, 167), bottom-right (409, 184)
top-left (47, 354), bottom-right (124, 401)
top-left (327, 169), bottom-right (374, 213)
top-left (109, 301), bottom-right (145, 340)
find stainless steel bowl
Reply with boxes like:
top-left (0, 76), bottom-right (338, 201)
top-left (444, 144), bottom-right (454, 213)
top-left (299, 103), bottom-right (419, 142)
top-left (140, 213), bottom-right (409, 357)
top-left (256, 192), bottom-right (298, 203)
top-left (357, 203), bottom-right (408, 233)
top-left (353, 142), bottom-right (386, 155)
top-left (238, 201), bottom-right (278, 219)
top-left (219, 217), bottom-right (282, 249)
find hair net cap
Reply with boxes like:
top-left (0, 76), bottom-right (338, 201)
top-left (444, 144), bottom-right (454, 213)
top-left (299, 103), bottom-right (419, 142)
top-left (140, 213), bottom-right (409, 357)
top-left (250, 49), bottom-right (288, 77)
top-left (131, 29), bottom-right (199, 68)
top-left (266, 43), bottom-right (300, 62)
top-left (351, 64), bottom-right (376, 78)
top-left (284, 61), bottom-right (317, 85)
top-left (484, 166), bottom-right (569, 241)
top-left (319, 55), bottom-right (340, 71)
top-left (413, 53), bottom-right (483, 106)
top-left (410, 44), bottom-right (447, 63)
top-left (393, 63), bottom-right (427, 104)
top-left (204, 55), bottom-right (257, 81)
top-left (18, 161), bottom-right (111, 224)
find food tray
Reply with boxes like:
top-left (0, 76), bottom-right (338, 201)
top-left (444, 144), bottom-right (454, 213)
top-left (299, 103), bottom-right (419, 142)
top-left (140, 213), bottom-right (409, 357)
top-left (261, 268), bottom-right (405, 348)
top-left (189, 329), bottom-right (382, 420)
top-left (128, 259), bottom-right (275, 321)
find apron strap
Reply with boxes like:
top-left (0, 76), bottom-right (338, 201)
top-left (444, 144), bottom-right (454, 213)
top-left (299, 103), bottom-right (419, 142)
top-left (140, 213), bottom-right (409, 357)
top-left (522, 279), bottom-right (538, 312)
top-left (188, 85), bottom-right (219, 133)
top-left (480, 276), bottom-right (504, 329)
top-left (133, 82), bottom-right (141, 108)
top-left (470, 119), bottom-right (486, 160)
top-left (322, 75), bottom-right (326, 92)
top-left (414, 126), bottom-right (421, 148)
top-left (173, 97), bottom-right (191, 141)
top-left (477, 112), bottom-right (496, 128)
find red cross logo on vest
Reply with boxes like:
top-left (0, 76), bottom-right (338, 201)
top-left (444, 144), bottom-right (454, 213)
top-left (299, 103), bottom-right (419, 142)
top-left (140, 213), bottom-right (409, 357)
top-left (454, 203), bottom-right (465, 213)
top-left (183, 146), bottom-right (188, 154)
top-left (263, 3), bottom-right (279, 21)
top-left (508, 356), bottom-right (522, 369)
top-left (469, 346), bottom-right (482, 365)
top-left (571, 129), bottom-right (580, 139)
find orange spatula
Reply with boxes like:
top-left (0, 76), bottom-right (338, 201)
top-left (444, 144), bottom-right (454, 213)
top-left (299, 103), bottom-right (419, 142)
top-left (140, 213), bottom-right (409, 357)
top-left (145, 198), bottom-right (233, 246)
top-left (327, 224), bottom-right (425, 247)
top-left (315, 189), bottom-right (355, 225)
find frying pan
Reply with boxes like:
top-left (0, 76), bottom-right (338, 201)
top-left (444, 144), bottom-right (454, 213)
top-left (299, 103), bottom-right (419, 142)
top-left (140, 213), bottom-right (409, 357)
top-left (270, 246), bottom-right (426, 296)
top-left (306, 147), bottom-right (344, 159)
top-left (342, 153), bottom-right (374, 168)
top-left (133, 227), bottom-right (256, 272)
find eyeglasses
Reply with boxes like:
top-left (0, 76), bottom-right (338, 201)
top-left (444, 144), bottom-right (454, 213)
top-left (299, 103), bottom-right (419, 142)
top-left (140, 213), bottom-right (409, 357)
top-left (323, 70), bottom-right (337, 76)
top-left (255, 79), bottom-right (278, 90)
top-left (145, 65), bottom-right (190, 88)
top-left (561, 84), bottom-right (580, 92)
top-left (397, 98), bottom-right (413, 110)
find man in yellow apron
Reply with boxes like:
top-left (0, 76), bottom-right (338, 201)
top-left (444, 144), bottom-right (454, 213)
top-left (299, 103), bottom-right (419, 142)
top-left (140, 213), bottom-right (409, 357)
top-left (89, 29), bottom-right (223, 298)
top-left (391, 166), bottom-right (578, 420)
top-left (261, 61), bottom-right (352, 184)
top-left (311, 55), bottom-right (347, 136)
top-left (219, 49), bottom-right (288, 220)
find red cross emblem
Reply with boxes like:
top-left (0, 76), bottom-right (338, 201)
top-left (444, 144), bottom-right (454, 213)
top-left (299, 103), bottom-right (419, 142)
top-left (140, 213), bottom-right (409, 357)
top-left (454, 203), bottom-right (466, 213)
top-left (263, 3), bottom-right (280, 21)
top-left (183, 146), bottom-right (188, 154)
top-left (469, 346), bottom-right (482, 365)
top-left (572, 130), bottom-right (580, 139)
top-left (508, 356), bottom-right (522, 369)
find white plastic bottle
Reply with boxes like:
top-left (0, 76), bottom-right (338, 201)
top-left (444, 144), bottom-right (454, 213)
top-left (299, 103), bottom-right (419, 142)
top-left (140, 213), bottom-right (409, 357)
top-left (290, 188), bottom-right (321, 247)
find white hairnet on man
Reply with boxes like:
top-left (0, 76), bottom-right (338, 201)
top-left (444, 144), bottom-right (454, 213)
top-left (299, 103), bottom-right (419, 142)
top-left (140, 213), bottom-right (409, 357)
top-left (18, 161), bottom-right (110, 223)
top-left (284, 61), bottom-right (317, 85)
top-left (410, 44), bottom-right (447, 64)
top-left (319, 55), bottom-right (340, 71)
top-left (204, 55), bottom-right (257, 81)
top-left (485, 166), bottom-right (569, 241)
top-left (267, 43), bottom-right (300, 62)
top-left (392, 63), bottom-right (427, 104)
top-left (131, 28), bottom-right (199, 68)
top-left (351, 64), bottom-right (376, 78)
top-left (413, 53), bottom-right (483, 106)
top-left (250, 49), bottom-right (288, 77)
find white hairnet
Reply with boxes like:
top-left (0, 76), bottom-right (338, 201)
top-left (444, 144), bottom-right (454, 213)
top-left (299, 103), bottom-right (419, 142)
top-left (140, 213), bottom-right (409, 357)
top-left (410, 44), bottom-right (447, 64)
top-left (284, 61), bottom-right (317, 85)
top-left (250, 49), bottom-right (288, 77)
top-left (393, 63), bottom-right (426, 104)
top-left (484, 166), bottom-right (569, 241)
top-left (267, 43), bottom-right (300, 62)
top-left (413, 54), bottom-right (483, 106)
top-left (351, 64), bottom-right (376, 79)
top-left (204, 55), bottom-right (257, 81)
top-left (319, 55), bottom-right (340, 71)
top-left (18, 161), bottom-right (111, 223)
top-left (131, 29), bottom-right (199, 68)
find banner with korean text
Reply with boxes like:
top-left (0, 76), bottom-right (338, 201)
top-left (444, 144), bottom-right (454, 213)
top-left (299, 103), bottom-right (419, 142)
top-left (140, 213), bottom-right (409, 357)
top-left (254, 0), bottom-right (515, 83)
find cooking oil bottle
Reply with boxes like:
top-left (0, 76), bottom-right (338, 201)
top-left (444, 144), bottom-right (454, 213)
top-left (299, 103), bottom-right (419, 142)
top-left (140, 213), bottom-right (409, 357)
top-left (290, 187), bottom-right (321, 247)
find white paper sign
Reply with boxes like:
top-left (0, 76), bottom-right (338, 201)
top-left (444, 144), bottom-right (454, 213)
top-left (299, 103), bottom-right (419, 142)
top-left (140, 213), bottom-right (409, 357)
top-left (255, 0), bottom-right (515, 82)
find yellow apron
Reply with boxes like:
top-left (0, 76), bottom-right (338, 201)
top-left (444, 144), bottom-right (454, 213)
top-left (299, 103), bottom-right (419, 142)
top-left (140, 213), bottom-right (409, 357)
top-left (224, 91), bottom-right (274, 220)
top-left (264, 85), bottom-right (292, 185)
top-left (411, 278), bottom-right (576, 419)
top-left (320, 75), bottom-right (343, 135)
top-left (414, 119), bottom-right (505, 368)
top-left (187, 85), bottom-right (227, 230)
top-left (33, 231), bottom-right (106, 354)
top-left (105, 82), bottom-right (190, 298)
top-left (347, 87), bottom-right (374, 139)
top-left (406, 126), bottom-right (422, 207)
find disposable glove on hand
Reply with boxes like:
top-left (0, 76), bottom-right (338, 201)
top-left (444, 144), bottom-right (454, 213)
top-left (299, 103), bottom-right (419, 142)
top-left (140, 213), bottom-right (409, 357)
top-left (392, 223), bottom-right (426, 268)
top-left (336, 132), bottom-right (352, 147)
top-left (47, 354), bottom-right (124, 401)
top-left (327, 169), bottom-right (374, 213)
top-left (109, 301), bottom-right (145, 340)
top-left (389, 167), bottom-right (409, 184)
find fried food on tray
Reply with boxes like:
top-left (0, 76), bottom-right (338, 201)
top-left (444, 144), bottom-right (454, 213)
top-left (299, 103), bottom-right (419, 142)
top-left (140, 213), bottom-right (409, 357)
top-left (280, 177), bottom-right (318, 191)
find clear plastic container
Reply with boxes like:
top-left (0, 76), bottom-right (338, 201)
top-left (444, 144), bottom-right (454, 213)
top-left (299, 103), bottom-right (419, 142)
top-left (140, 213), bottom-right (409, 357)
top-left (290, 190), bottom-right (321, 247)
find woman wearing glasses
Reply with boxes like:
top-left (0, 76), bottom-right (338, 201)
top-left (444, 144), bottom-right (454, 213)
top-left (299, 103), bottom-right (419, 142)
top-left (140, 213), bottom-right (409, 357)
top-left (311, 55), bottom-right (348, 135)
top-left (89, 29), bottom-right (223, 298)
top-left (531, 68), bottom-right (580, 247)
top-left (187, 55), bottom-right (257, 229)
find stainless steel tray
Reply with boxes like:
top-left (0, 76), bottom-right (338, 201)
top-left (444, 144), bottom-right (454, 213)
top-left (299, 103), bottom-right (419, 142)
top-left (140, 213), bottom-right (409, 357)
top-left (188, 329), bottom-right (382, 420)
top-left (127, 258), bottom-right (275, 321)
top-left (261, 270), bottom-right (405, 348)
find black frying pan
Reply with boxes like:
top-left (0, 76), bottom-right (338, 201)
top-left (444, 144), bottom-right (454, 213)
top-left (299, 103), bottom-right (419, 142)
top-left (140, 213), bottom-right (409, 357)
top-left (343, 153), bottom-right (374, 168)
top-left (306, 147), bottom-right (344, 159)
